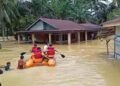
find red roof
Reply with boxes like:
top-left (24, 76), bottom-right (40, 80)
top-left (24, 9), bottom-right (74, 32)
top-left (40, 18), bottom-right (85, 30)
top-left (19, 18), bottom-right (101, 34)
top-left (102, 17), bottom-right (120, 27)
top-left (79, 23), bottom-right (101, 31)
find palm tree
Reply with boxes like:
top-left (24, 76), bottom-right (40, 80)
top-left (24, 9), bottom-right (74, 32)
top-left (31, 0), bottom-right (49, 17)
top-left (69, 0), bottom-right (91, 23)
top-left (49, 0), bottom-right (72, 19)
top-left (0, 0), bottom-right (19, 41)
top-left (85, 0), bottom-right (115, 24)
top-left (113, 0), bottom-right (120, 7)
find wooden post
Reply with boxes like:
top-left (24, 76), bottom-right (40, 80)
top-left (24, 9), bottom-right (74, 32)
top-left (114, 27), bottom-right (116, 58)
top-left (106, 40), bottom-right (110, 55)
top-left (68, 33), bottom-right (71, 45)
top-left (77, 32), bottom-right (80, 43)
top-left (32, 33), bottom-right (35, 44)
top-left (114, 37), bottom-right (116, 58)
top-left (49, 33), bottom-right (52, 44)
top-left (85, 31), bottom-right (88, 42)
top-left (2, 27), bottom-right (5, 41)
top-left (17, 34), bottom-right (20, 44)
top-left (59, 34), bottom-right (63, 44)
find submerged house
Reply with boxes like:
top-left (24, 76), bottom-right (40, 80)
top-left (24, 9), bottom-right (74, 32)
top-left (16, 18), bottom-right (101, 44)
top-left (102, 17), bottom-right (120, 58)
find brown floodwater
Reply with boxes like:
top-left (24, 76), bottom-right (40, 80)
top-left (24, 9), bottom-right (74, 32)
top-left (0, 40), bottom-right (120, 86)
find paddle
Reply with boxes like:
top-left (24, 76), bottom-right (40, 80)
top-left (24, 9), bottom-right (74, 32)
top-left (21, 49), bottom-right (65, 59)
top-left (55, 50), bottom-right (65, 58)
top-left (20, 52), bottom-right (26, 56)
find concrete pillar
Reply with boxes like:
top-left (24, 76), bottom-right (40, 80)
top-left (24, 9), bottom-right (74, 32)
top-left (49, 33), bottom-right (52, 44)
top-left (68, 33), bottom-right (71, 45)
top-left (32, 33), bottom-right (35, 44)
top-left (85, 31), bottom-right (88, 42)
top-left (77, 32), bottom-right (80, 43)
top-left (17, 34), bottom-right (20, 44)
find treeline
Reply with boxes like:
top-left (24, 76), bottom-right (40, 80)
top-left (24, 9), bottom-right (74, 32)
top-left (0, 0), bottom-right (120, 39)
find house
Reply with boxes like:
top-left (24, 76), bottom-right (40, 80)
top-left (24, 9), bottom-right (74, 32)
top-left (16, 18), bottom-right (101, 44)
top-left (102, 17), bottom-right (120, 58)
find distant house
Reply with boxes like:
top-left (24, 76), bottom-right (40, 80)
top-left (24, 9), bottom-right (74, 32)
top-left (16, 18), bottom-right (101, 44)
top-left (102, 17), bottom-right (120, 58)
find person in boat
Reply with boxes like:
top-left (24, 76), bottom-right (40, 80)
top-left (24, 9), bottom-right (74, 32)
top-left (31, 43), bottom-right (38, 53)
top-left (43, 42), bottom-right (49, 52)
top-left (47, 44), bottom-right (56, 66)
top-left (47, 44), bottom-right (55, 59)
top-left (42, 43), bottom-right (56, 66)
top-left (42, 43), bottom-right (49, 60)
top-left (17, 55), bottom-right (25, 69)
top-left (32, 47), bottom-right (43, 63)
top-left (25, 47), bottom-right (43, 67)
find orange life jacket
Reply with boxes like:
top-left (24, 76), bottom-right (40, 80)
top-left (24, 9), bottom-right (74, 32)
top-left (47, 47), bottom-right (55, 58)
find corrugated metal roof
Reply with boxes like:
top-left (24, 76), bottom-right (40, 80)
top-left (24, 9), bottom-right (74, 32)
top-left (23, 18), bottom-right (101, 33)
top-left (79, 23), bottom-right (101, 31)
top-left (40, 18), bottom-right (84, 30)
top-left (102, 17), bottom-right (120, 27)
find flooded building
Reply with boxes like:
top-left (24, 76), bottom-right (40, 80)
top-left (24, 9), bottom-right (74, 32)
top-left (102, 17), bottom-right (120, 58)
top-left (16, 18), bottom-right (101, 44)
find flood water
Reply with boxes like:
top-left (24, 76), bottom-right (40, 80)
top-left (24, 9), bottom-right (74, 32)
top-left (0, 40), bottom-right (120, 86)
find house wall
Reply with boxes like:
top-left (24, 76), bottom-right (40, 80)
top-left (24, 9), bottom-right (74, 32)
top-left (24, 20), bottom-right (99, 44)
top-left (22, 31), bottom-right (97, 44)
top-left (116, 26), bottom-right (120, 35)
top-left (35, 33), bottom-right (48, 43)
top-left (29, 21), bottom-right (44, 31)
top-left (115, 26), bottom-right (120, 58)
top-left (29, 21), bottom-right (56, 31)
top-left (44, 23), bottom-right (56, 30)
top-left (80, 32), bottom-right (85, 41)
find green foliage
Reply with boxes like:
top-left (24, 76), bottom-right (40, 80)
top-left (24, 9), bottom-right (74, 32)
top-left (107, 8), bottom-right (120, 20)
top-left (0, 0), bottom-right (119, 39)
top-left (31, 0), bottom-right (49, 17)
top-left (0, 0), bottom-right (20, 40)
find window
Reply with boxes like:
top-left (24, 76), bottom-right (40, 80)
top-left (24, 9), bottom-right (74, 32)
top-left (63, 34), bottom-right (67, 41)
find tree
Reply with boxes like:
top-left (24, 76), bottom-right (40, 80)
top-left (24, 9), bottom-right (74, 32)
top-left (69, 0), bottom-right (92, 23)
top-left (10, 1), bottom-right (35, 32)
top-left (0, 0), bottom-right (118, 40)
top-left (0, 0), bottom-right (19, 41)
top-left (31, 0), bottom-right (49, 17)
top-left (106, 0), bottom-right (120, 20)
top-left (48, 0), bottom-right (72, 19)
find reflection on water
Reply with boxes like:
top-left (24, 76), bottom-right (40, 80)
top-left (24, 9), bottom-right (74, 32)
top-left (0, 40), bottom-right (120, 86)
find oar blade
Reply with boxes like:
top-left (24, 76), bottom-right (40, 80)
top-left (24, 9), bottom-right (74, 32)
top-left (20, 52), bottom-right (26, 55)
top-left (61, 54), bottom-right (65, 58)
